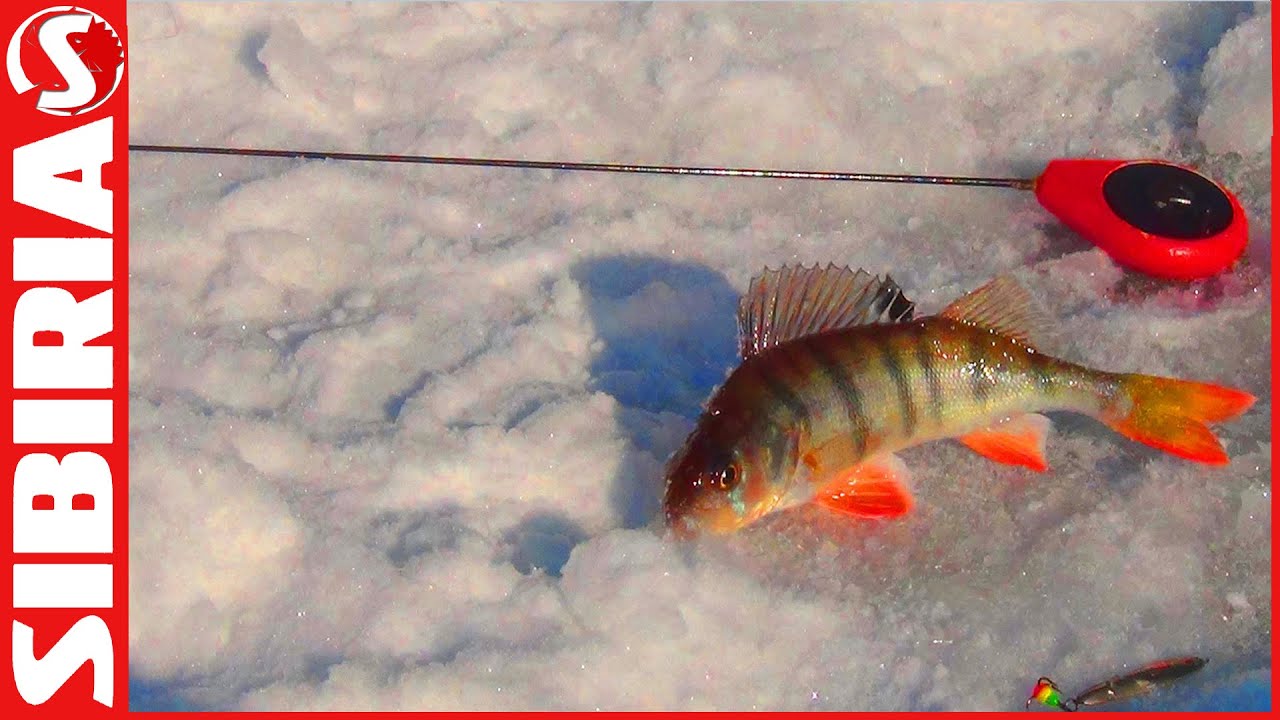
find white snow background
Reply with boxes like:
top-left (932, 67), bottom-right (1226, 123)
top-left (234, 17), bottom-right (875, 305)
top-left (127, 2), bottom-right (1271, 711)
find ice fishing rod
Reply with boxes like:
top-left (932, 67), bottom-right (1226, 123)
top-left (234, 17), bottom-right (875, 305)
top-left (129, 143), bottom-right (1248, 282)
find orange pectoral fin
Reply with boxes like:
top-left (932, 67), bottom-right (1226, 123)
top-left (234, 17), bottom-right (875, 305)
top-left (958, 413), bottom-right (1051, 472)
top-left (813, 454), bottom-right (915, 519)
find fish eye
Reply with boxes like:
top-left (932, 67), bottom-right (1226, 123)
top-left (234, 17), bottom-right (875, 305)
top-left (717, 464), bottom-right (739, 491)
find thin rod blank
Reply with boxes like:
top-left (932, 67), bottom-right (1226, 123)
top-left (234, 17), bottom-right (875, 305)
top-left (128, 144), bottom-right (1036, 190)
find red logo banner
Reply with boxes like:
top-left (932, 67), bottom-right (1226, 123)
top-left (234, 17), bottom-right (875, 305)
top-left (2, 0), bottom-right (127, 712)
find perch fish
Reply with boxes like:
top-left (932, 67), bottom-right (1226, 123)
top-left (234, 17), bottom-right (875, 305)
top-left (662, 264), bottom-right (1255, 536)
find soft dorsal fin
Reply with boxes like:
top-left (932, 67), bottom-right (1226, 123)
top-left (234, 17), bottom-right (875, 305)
top-left (737, 263), bottom-right (915, 358)
top-left (939, 275), bottom-right (1049, 349)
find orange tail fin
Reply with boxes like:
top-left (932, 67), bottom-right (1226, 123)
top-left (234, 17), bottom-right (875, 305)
top-left (1103, 375), bottom-right (1255, 465)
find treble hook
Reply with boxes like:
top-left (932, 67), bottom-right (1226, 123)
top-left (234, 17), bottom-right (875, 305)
top-left (1026, 677), bottom-right (1078, 711)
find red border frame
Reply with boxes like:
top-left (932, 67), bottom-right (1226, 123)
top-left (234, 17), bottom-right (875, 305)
top-left (1270, 6), bottom-right (1278, 717)
top-left (0, 1), bottom-right (1270, 716)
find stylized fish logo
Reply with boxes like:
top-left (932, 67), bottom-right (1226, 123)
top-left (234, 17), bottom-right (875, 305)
top-left (14, 8), bottom-right (124, 116)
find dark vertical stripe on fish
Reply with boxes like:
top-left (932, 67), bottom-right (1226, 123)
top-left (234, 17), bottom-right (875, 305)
top-left (808, 341), bottom-right (868, 457)
top-left (878, 335), bottom-right (916, 438)
top-left (968, 332), bottom-right (992, 405)
top-left (752, 356), bottom-right (812, 434)
top-left (915, 330), bottom-right (942, 424)
top-left (759, 423), bottom-right (790, 487)
top-left (1031, 353), bottom-right (1055, 395)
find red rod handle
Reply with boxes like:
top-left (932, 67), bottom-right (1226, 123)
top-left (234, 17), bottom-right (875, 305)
top-left (1034, 158), bottom-right (1247, 281)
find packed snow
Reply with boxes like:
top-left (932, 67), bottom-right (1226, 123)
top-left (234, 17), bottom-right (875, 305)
top-left (127, 2), bottom-right (1271, 711)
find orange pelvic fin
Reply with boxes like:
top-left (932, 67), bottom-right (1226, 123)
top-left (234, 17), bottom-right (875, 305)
top-left (958, 413), bottom-right (1051, 471)
top-left (1106, 375), bottom-right (1255, 465)
top-left (813, 453), bottom-right (915, 519)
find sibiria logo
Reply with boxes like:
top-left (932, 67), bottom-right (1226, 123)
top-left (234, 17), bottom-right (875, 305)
top-left (6, 6), bottom-right (123, 116)
top-left (4, 0), bottom-right (128, 712)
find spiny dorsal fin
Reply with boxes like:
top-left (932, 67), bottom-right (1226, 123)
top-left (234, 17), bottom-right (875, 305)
top-left (939, 275), bottom-right (1049, 349)
top-left (737, 263), bottom-right (915, 358)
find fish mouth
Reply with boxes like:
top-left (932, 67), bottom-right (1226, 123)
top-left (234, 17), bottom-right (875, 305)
top-left (663, 474), bottom-right (796, 539)
top-left (661, 485), bottom-right (707, 539)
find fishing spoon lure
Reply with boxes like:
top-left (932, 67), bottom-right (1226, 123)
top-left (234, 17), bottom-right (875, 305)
top-left (1026, 656), bottom-right (1208, 711)
top-left (130, 144), bottom-right (1248, 282)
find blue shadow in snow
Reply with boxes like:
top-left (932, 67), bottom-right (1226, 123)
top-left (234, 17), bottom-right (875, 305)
top-left (503, 511), bottom-right (588, 577)
top-left (130, 675), bottom-right (199, 712)
top-left (571, 255), bottom-right (740, 528)
top-left (1123, 657), bottom-right (1271, 713)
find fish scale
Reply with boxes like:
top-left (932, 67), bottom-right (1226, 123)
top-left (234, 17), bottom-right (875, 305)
top-left (775, 318), bottom-right (1097, 461)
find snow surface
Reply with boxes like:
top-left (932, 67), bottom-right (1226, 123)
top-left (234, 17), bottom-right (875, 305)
top-left (127, 2), bottom-right (1272, 711)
